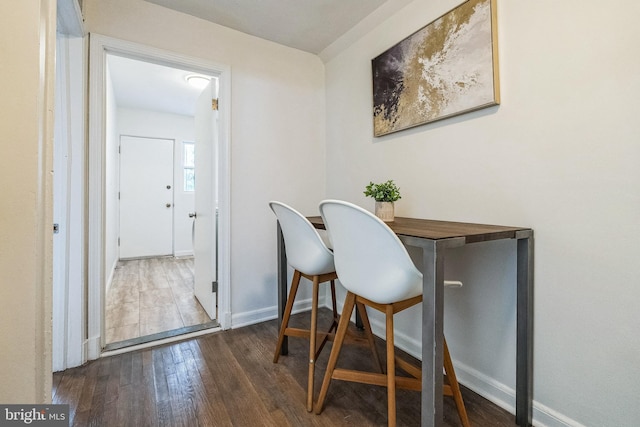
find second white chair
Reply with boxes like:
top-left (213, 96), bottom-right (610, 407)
top-left (269, 201), bottom-right (381, 412)
top-left (315, 200), bottom-right (470, 427)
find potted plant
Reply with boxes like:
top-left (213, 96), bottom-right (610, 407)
top-left (364, 180), bottom-right (401, 222)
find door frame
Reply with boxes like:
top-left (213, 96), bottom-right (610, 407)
top-left (87, 33), bottom-right (232, 360)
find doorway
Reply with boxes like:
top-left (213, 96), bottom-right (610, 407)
top-left (104, 53), bottom-right (218, 349)
top-left (106, 133), bottom-right (215, 348)
top-left (88, 35), bottom-right (231, 358)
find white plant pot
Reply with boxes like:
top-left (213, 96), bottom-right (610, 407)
top-left (375, 201), bottom-right (395, 222)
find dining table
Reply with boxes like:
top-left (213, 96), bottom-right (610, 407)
top-left (276, 215), bottom-right (533, 427)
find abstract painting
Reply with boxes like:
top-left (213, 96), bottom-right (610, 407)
top-left (372, 0), bottom-right (499, 137)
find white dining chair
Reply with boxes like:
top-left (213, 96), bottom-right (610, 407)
top-left (315, 200), bottom-right (470, 427)
top-left (269, 201), bottom-right (381, 412)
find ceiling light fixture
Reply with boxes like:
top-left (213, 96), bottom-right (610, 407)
top-left (186, 75), bottom-right (210, 89)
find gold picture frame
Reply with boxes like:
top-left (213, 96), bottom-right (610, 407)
top-left (372, 0), bottom-right (500, 137)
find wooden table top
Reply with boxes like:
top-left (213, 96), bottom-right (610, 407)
top-left (306, 216), bottom-right (531, 244)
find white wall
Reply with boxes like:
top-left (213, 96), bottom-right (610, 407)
top-left (323, 0), bottom-right (640, 426)
top-left (117, 108), bottom-right (195, 257)
top-left (0, 0), bottom-right (55, 403)
top-left (84, 0), bottom-right (326, 325)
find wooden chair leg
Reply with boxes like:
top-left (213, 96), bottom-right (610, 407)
top-left (314, 292), bottom-right (356, 415)
top-left (385, 305), bottom-right (397, 427)
top-left (355, 301), bottom-right (383, 374)
top-left (273, 270), bottom-right (302, 363)
top-left (307, 277), bottom-right (320, 412)
top-left (444, 338), bottom-right (470, 427)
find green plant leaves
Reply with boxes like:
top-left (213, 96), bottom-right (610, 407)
top-left (363, 180), bottom-right (402, 202)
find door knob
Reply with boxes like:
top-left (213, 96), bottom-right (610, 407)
top-left (166, 203), bottom-right (172, 208)
top-left (188, 212), bottom-right (197, 218)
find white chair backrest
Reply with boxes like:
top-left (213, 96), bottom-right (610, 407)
top-left (269, 201), bottom-right (335, 276)
top-left (319, 200), bottom-right (423, 304)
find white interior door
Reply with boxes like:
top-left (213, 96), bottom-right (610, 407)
top-left (119, 136), bottom-right (174, 259)
top-left (193, 81), bottom-right (218, 320)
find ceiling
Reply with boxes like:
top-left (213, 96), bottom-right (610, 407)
top-left (107, 54), bottom-right (214, 117)
top-left (110, 0), bottom-right (404, 117)
top-left (144, 0), bottom-right (389, 54)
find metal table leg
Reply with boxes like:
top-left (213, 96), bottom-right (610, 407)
top-left (277, 222), bottom-right (288, 355)
top-left (421, 240), bottom-right (445, 427)
top-left (516, 231), bottom-right (534, 426)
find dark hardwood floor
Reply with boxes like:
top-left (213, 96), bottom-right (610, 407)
top-left (53, 309), bottom-right (517, 426)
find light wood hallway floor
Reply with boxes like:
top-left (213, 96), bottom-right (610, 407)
top-left (54, 309), bottom-right (517, 426)
top-left (106, 257), bottom-right (212, 344)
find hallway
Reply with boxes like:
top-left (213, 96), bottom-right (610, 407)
top-left (105, 257), bottom-right (212, 344)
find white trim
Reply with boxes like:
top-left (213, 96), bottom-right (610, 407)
top-left (231, 298), bottom-right (315, 329)
top-left (174, 250), bottom-right (194, 258)
top-left (215, 65), bottom-right (232, 331)
top-left (322, 301), bottom-right (585, 427)
top-left (452, 360), bottom-right (516, 414)
top-left (232, 307), bottom-right (277, 329)
top-left (53, 35), bottom-right (72, 373)
top-left (88, 33), bottom-right (232, 360)
top-left (87, 34), bottom-right (106, 362)
top-left (531, 402), bottom-right (590, 427)
top-left (453, 362), bottom-right (589, 427)
top-left (83, 336), bottom-right (100, 364)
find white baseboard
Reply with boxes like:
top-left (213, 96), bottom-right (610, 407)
top-left (231, 298), bottom-right (314, 329)
top-left (84, 336), bottom-right (101, 362)
top-left (221, 312), bottom-right (232, 330)
top-left (451, 360), bottom-right (516, 414)
top-left (323, 301), bottom-right (583, 427)
top-left (433, 351), bottom-right (588, 427)
top-left (231, 306), bottom-right (276, 329)
top-left (531, 402), bottom-right (589, 427)
top-left (174, 250), bottom-right (194, 258)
